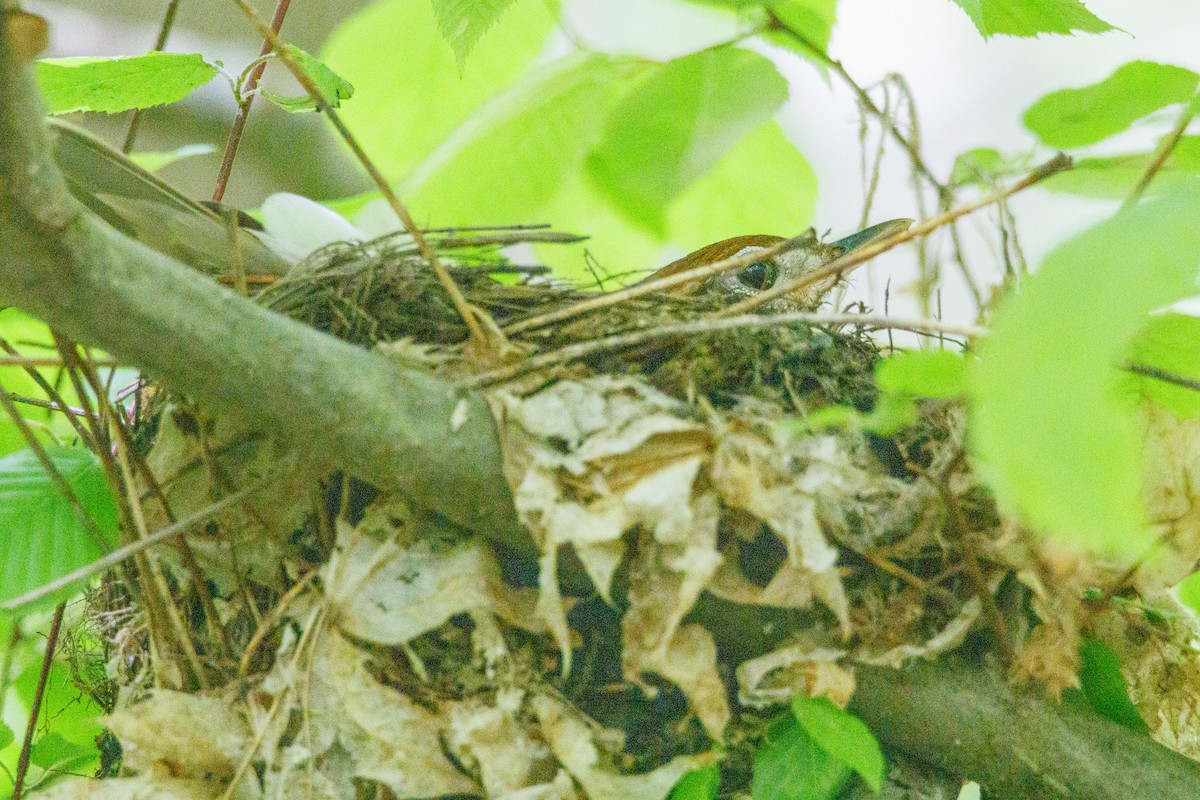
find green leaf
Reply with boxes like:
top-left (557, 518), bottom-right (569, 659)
top-left (669, 765), bottom-right (720, 800)
top-left (758, 0), bottom-right (838, 70)
top-left (957, 783), bottom-right (982, 800)
top-left (970, 189), bottom-right (1200, 555)
top-left (30, 732), bottom-right (99, 772)
top-left (402, 53), bottom-right (652, 225)
top-left (128, 143), bottom-right (216, 174)
top-left (0, 721), bottom-right (13, 750)
top-left (322, 0), bottom-right (557, 181)
top-left (666, 121), bottom-right (817, 252)
top-left (432, 0), bottom-right (522, 69)
top-left (876, 350), bottom-right (968, 399)
top-left (1078, 637), bottom-right (1149, 732)
top-left (1176, 570), bottom-right (1200, 614)
top-left (1023, 61), bottom-right (1199, 149)
top-left (14, 661), bottom-right (105, 755)
top-left (752, 715), bottom-right (852, 800)
top-left (0, 446), bottom-right (119, 610)
top-left (0, 310), bottom-right (94, 446)
top-left (1043, 136), bottom-right (1200, 199)
top-left (587, 46), bottom-right (789, 231)
top-left (792, 695), bottom-right (885, 790)
top-left (35, 52), bottom-right (217, 115)
top-left (948, 0), bottom-right (1114, 38)
top-left (1128, 312), bottom-right (1200, 417)
top-left (260, 45), bottom-right (354, 113)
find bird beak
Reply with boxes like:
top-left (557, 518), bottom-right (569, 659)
top-left (831, 218), bottom-right (913, 254)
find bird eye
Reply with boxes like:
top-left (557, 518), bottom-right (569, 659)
top-left (737, 261), bottom-right (778, 291)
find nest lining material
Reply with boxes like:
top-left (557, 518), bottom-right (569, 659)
top-left (56, 235), bottom-right (1200, 800)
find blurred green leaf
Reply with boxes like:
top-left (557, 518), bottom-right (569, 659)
top-left (30, 732), bottom-right (99, 772)
top-left (35, 52), bottom-right (217, 115)
top-left (970, 189), bottom-right (1200, 555)
top-left (0, 446), bottom-right (119, 610)
top-left (402, 54), bottom-right (651, 225)
top-left (431, 0), bottom-right (522, 69)
top-left (15, 661), bottom-right (104, 761)
top-left (1023, 61), bottom-right (1198, 149)
top-left (948, 0), bottom-right (1113, 38)
top-left (1176, 569), bottom-right (1200, 614)
top-left (1043, 136), bottom-right (1200, 199)
top-left (127, 143), bottom-right (216, 174)
top-left (1077, 637), bottom-right (1149, 733)
top-left (876, 350), bottom-right (968, 399)
top-left (770, 0), bottom-right (838, 55)
top-left (957, 783), bottom-right (982, 800)
top-left (669, 765), bottom-right (720, 800)
top-left (666, 121), bottom-right (817, 252)
top-left (752, 715), bottom-right (852, 800)
top-left (261, 45), bottom-right (354, 113)
top-left (322, 0), bottom-right (556, 181)
top-left (1128, 312), bottom-right (1200, 417)
top-left (792, 695), bottom-right (885, 790)
top-left (0, 721), bottom-right (13, 750)
top-left (587, 46), bottom-right (788, 232)
top-left (0, 310), bottom-right (91, 446)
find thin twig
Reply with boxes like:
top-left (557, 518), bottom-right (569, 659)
top-left (211, 0), bottom-right (291, 202)
top-left (0, 390), bottom-right (95, 419)
top-left (502, 231), bottom-right (822, 336)
top-left (717, 153), bottom-right (1073, 317)
top-left (1123, 96), bottom-right (1200, 209)
top-left (465, 311), bottom-right (985, 389)
top-left (121, 0), bottom-right (182, 153)
top-left (1125, 362), bottom-right (1200, 393)
top-left (2, 485), bottom-right (256, 611)
top-left (11, 602), bottom-right (64, 800)
top-left (227, 0), bottom-right (491, 351)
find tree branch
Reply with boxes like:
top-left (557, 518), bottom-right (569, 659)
top-left (0, 17), bottom-right (525, 553)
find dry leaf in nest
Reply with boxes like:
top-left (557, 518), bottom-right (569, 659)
top-left (446, 689), bottom-right (555, 796)
top-left (325, 496), bottom-right (539, 645)
top-left (29, 776), bottom-right (223, 800)
top-left (532, 693), bottom-right (718, 800)
top-left (103, 689), bottom-right (250, 779)
top-left (261, 630), bottom-right (478, 797)
top-left (736, 642), bottom-right (854, 709)
top-left (1138, 405), bottom-right (1200, 590)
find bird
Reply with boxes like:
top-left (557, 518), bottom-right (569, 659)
top-left (643, 219), bottom-right (913, 311)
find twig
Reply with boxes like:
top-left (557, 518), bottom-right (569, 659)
top-left (1123, 96), bottom-right (1200, 209)
top-left (11, 602), bottom-right (64, 800)
top-left (121, 0), bottom-right (183, 153)
top-left (0, 389), bottom-right (95, 419)
top-left (717, 153), bottom-right (1073, 317)
top-left (465, 311), bottom-right (985, 389)
top-left (226, 0), bottom-right (491, 352)
top-left (211, 0), bottom-right (291, 202)
top-left (1125, 362), bottom-right (1200, 393)
top-left (502, 231), bottom-right (821, 336)
top-left (2, 485), bottom-right (256, 611)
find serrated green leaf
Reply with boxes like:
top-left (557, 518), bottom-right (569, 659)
top-left (261, 45), bottom-right (354, 113)
top-left (1078, 637), bottom-right (1149, 732)
top-left (128, 143), bottom-right (216, 174)
top-left (669, 765), bottom-right (720, 800)
top-left (1023, 61), bottom-right (1198, 149)
top-left (0, 446), bottom-right (119, 610)
top-left (1043, 136), bottom-right (1200, 199)
top-left (1128, 312), bottom-right (1200, 417)
top-left (876, 350), bottom-right (968, 399)
top-left (588, 46), bottom-right (789, 232)
top-left (432, 0), bottom-right (522, 69)
top-left (35, 52), bottom-right (217, 115)
top-left (752, 715), bottom-right (852, 800)
top-left (948, 0), bottom-right (1113, 38)
top-left (759, 0), bottom-right (838, 69)
top-left (792, 695), bottom-right (885, 791)
top-left (322, 0), bottom-right (556, 181)
top-left (970, 189), bottom-right (1200, 555)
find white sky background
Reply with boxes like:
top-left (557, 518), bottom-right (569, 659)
top-left (566, 0), bottom-right (1200, 325)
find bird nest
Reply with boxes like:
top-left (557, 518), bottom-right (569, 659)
top-left (65, 232), bottom-right (1200, 800)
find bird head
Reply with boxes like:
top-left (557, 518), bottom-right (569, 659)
top-left (650, 219), bottom-right (913, 310)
